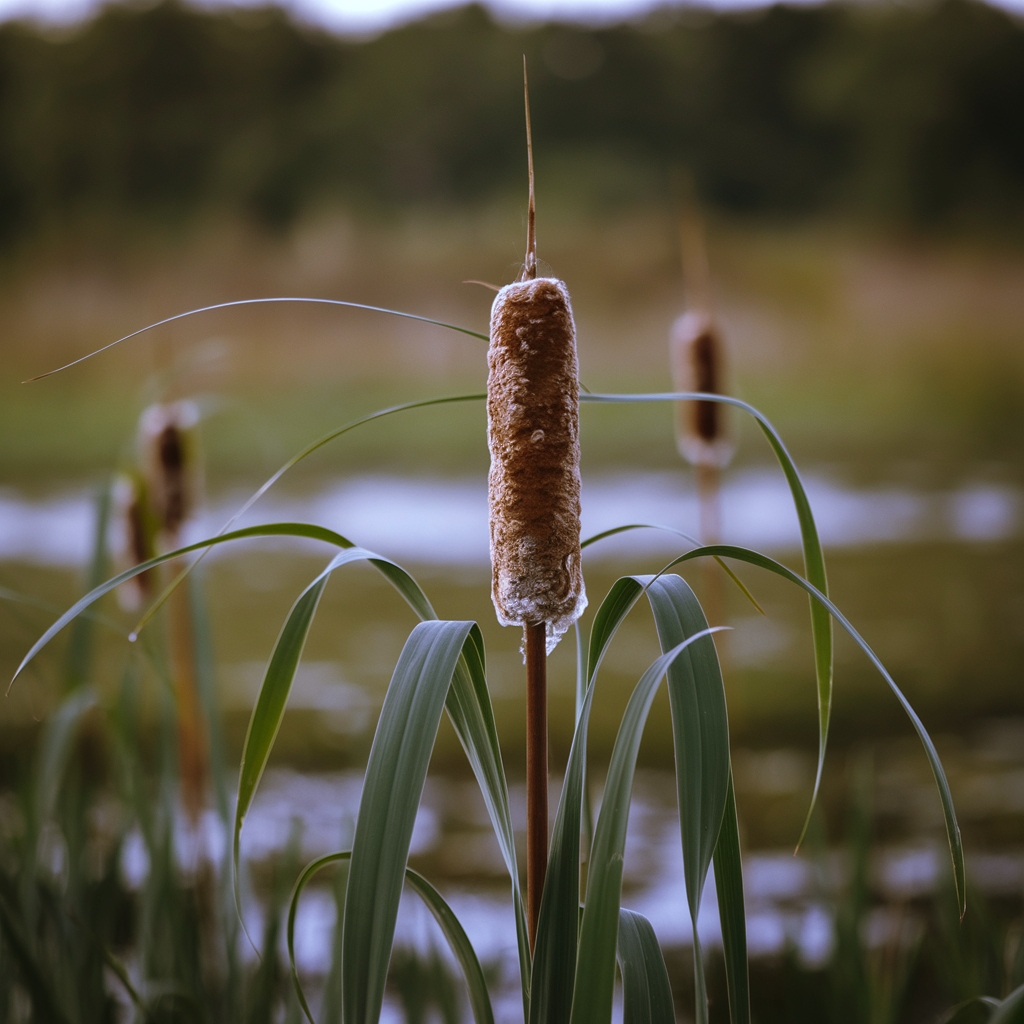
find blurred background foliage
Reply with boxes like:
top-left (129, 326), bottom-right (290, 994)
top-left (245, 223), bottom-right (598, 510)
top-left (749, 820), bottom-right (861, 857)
top-left (0, 0), bottom-right (1022, 245)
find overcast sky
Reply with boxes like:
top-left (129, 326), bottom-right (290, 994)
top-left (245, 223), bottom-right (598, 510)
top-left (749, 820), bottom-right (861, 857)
top-left (1, 0), bottom-right (1021, 36)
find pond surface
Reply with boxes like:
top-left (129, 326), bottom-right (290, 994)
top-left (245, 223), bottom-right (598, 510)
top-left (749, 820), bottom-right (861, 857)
top-left (2, 464), bottom-right (1023, 1019)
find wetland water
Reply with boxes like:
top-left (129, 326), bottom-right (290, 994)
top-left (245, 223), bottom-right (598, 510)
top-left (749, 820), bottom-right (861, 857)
top-left (2, 467), bottom-right (1023, 1016)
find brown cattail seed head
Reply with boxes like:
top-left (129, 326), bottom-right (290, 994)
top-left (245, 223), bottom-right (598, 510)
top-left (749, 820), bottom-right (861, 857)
top-left (670, 311), bottom-right (735, 469)
top-left (111, 472), bottom-right (157, 610)
top-left (487, 277), bottom-right (587, 653)
top-left (138, 401), bottom-right (201, 540)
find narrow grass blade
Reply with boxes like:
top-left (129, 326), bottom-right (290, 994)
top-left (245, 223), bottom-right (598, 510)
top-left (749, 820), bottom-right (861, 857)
top-left (26, 296), bottom-right (487, 381)
top-left (989, 985), bottom-right (1024, 1024)
top-left (443, 628), bottom-right (530, 1009)
top-left (570, 627), bottom-right (726, 1024)
top-left (342, 620), bottom-right (477, 1024)
top-left (12, 521), bottom-right (370, 687)
top-left (665, 542), bottom-right (966, 918)
top-left (616, 909), bottom-right (675, 1024)
top-left (404, 867), bottom-right (495, 1024)
top-left (640, 574), bottom-right (731, 1024)
top-left (287, 851), bottom-right (494, 1024)
top-left (581, 523), bottom-right (764, 616)
top-left (713, 773), bottom-right (750, 1024)
top-left (582, 391), bottom-right (832, 843)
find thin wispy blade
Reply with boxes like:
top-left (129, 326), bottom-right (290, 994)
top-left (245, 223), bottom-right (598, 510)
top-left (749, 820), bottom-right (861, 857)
top-left (463, 280), bottom-right (501, 292)
top-left (23, 296), bottom-right (488, 382)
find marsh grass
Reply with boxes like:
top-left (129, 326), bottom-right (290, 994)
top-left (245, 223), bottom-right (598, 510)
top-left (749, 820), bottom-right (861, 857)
top-left (3, 199), bottom-right (1024, 1023)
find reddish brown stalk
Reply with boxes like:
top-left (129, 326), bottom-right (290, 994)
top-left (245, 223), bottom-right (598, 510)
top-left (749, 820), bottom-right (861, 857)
top-left (167, 541), bottom-right (208, 825)
top-left (696, 461), bottom-right (725, 628)
top-left (524, 619), bottom-right (548, 949)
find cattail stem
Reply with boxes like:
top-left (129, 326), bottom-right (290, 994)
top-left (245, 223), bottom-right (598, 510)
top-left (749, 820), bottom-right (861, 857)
top-left (696, 462), bottom-right (725, 628)
top-left (167, 547), bottom-right (208, 826)
top-left (524, 619), bottom-right (548, 950)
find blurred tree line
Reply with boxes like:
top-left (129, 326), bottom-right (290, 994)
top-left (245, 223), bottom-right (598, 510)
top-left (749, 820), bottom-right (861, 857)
top-left (0, 0), bottom-right (1022, 246)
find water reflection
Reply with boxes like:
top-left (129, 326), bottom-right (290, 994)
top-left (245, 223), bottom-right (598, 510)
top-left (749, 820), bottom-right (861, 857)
top-left (0, 469), bottom-right (1020, 567)
top-left (181, 723), bottom-right (1024, 1018)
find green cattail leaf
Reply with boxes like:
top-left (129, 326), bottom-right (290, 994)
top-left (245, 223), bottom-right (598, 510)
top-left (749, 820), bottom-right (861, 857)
top-left (582, 391), bottom-right (832, 846)
top-left (530, 576), bottom-right (648, 1024)
top-left (665, 543), bottom-right (966, 920)
top-left (713, 774), bottom-right (750, 1024)
top-left (616, 909), bottom-right (675, 1024)
top-left (443, 624), bottom-right (531, 1009)
top-left (641, 574), bottom-right (731, 1024)
top-left (342, 620), bottom-right (477, 1024)
top-left (232, 545), bottom-right (436, 933)
top-left (570, 626), bottom-right (726, 1024)
top-left (286, 851), bottom-right (494, 1024)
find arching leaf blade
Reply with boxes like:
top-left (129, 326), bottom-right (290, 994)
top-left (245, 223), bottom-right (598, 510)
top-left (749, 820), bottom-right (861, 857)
top-left (617, 909), bottom-right (675, 1024)
top-left (443, 630), bottom-right (530, 1008)
top-left (714, 773), bottom-right (750, 1024)
top-left (641, 575), bottom-right (731, 1024)
top-left (581, 523), bottom-right (764, 616)
top-left (232, 545), bottom-right (438, 933)
top-left (342, 620), bottom-right (477, 1024)
top-left (582, 390), bottom-right (832, 842)
top-left (666, 543), bottom-right (965, 919)
top-left (11, 521), bottom-right (364, 688)
top-left (287, 851), bottom-right (494, 1024)
top-left (405, 866), bottom-right (496, 1024)
top-left (570, 628), bottom-right (726, 1024)
top-left (27, 295), bottom-right (487, 381)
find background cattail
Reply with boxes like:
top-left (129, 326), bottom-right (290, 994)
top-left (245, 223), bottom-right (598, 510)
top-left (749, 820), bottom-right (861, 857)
top-left (670, 309), bottom-right (735, 470)
top-left (487, 276), bottom-right (586, 653)
top-left (137, 399), bottom-right (208, 824)
top-left (111, 472), bottom-right (157, 610)
top-left (138, 400), bottom-right (202, 543)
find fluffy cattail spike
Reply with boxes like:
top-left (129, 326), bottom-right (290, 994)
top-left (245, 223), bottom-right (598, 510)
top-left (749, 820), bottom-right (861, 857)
top-left (670, 203), bottom-right (735, 469)
top-left (488, 277), bottom-right (586, 653)
top-left (112, 472), bottom-right (157, 610)
top-left (138, 401), bottom-right (202, 540)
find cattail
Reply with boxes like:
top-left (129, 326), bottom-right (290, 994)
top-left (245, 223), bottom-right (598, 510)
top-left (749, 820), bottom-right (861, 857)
top-left (138, 400), bottom-right (208, 825)
top-left (138, 400), bottom-right (202, 543)
top-left (670, 310), bottom-right (734, 469)
top-left (112, 472), bottom-right (157, 610)
top-left (487, 276), bottom-right (587, 653)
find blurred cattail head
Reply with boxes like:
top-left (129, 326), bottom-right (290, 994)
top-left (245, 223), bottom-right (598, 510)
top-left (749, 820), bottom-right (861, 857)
top-left (137, 401), bottom-right (202, 541)
top-left (111, 472), bottom-right (157, 610)
top-left (670, 310), bottom-right (735, 469)
top-left (487, 276), bottom-right (587, 653)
